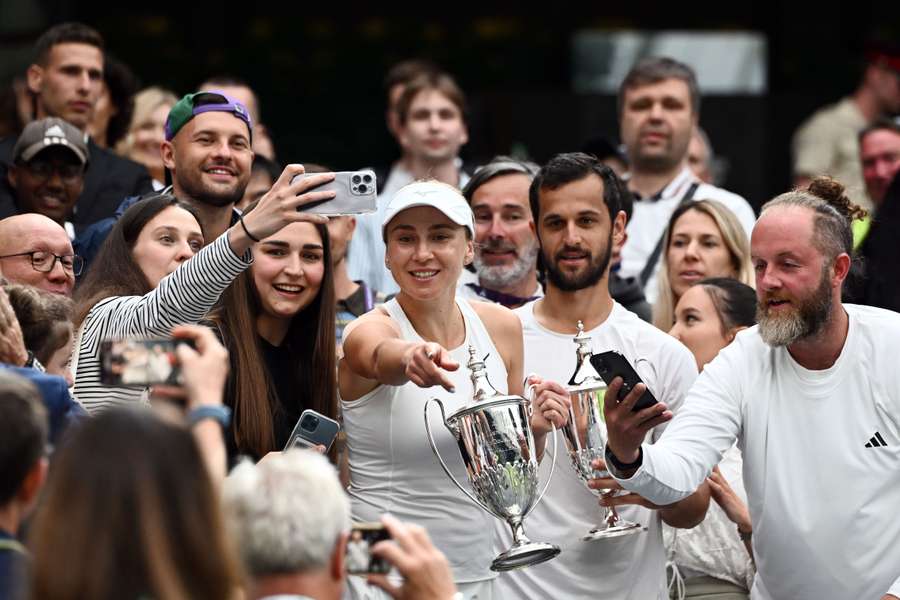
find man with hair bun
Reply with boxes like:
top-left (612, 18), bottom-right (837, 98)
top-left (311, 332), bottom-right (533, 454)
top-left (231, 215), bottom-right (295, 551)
top-left (601, 176), bottom-right (900, 600)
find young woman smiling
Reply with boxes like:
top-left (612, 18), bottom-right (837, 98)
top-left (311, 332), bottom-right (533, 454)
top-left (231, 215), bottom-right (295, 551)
top-left (72, 166), bottom-right (335, 413)
top-left (653, 200), bottom-right (754, 331)
top-left (207, 220), bottom-right (337, 462)
top-left (339, 181), bottom-right (524, 600)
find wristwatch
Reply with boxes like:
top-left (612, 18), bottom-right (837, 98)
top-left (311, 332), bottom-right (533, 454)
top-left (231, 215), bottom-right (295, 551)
top-left (605, 446), bottom-right (643, 472)
top-left (187, 405), bottom-right (231, 429)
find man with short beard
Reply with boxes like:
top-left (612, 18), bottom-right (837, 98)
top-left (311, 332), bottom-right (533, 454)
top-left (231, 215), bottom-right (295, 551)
top-left (74, 91), bottom-right (258, 271)
top-left (496, 153), bottom-right (706, 600)
top-left (616, 57), bottom-right (756, 302)
top-left (458, 157), bottom-right (542, 308)
top-left (603, 177), bottom-right (900, 600)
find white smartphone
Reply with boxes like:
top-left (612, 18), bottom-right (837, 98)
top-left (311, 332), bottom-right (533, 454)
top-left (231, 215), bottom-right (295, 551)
top-left (291, 170), bottom-right (377, 215)
top-left (285, 409), bottom-right (341, 451)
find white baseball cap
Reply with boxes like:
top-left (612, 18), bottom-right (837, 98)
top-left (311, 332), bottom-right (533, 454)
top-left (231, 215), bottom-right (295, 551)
top-left (381, 180), bottom-right (476, 240)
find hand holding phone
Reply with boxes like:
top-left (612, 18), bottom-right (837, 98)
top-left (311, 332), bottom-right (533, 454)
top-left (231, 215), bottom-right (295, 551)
top-left (290, 170), bottom-right (377, 215)
top-left (589, 351), bottom-right (658, 412)
top-left (285, 410), bottom-right (341, 452)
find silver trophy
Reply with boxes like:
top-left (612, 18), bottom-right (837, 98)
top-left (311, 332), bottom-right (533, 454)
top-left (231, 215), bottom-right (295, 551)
top-left (562, 321), bottom-right (643, 540)
top-left (424, 346), bottom-right (560, 571)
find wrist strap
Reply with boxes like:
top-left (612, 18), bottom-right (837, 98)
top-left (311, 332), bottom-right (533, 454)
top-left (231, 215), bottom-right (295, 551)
top-left (187, 405), bottom-right (231, 429)
top-left (238, 213), bottom-right (261, 243)
top-left (606, 446), bottom-right (643, 471)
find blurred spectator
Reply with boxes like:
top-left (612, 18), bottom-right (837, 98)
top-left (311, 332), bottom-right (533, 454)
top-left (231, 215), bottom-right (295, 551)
top-left (328, 215), bottom-right (387, 348)
top-left (200, 75), bottom-right (276, 159)
top-left (581, 135), bottom-right (628, 177)
top-left (348, 69), bottom-right (470, 294)
top-left (86, 53), bottom-right (138, 150)
top-left (114, 87), bottom-right (178, 190)
top-left (0, 370), bottom-right (48, 600)
top-left (0, 23), bottom-right (152, 228)
top-left (792, 46), bottom-right (900, 209)
top-left (206, 221), bottom-right (338, 462)
top-left (222, 450), bottom-right (459, 600)
top-left (27, 406), bottom-right (240, 599)
top-left (383, 58), bottom-right (440, 143)
top-left (5, 117), bottom-right (88, 233)
top-left (666, 277), bottom-right (757, 598)
top-left (686, 126), bottom-right (730, 186)
top-left (859, 117), bottom-right (900, 210)
top-left (653, 200), bottom-right (754, 331)
top-left (616, 57), bottom-right (756, 303)
top-left (238, 154), bottom-right (280, 211)
top-left (857, 171), bottom-right (900, 312)
top-left (0, 76), bottom-right (31, 139)
top-left (0, 214), bottom-right (79, 296)
top-left (4, 284), bottom-right (74, 384)
top-left (459, 156), bottom-right (543, 308)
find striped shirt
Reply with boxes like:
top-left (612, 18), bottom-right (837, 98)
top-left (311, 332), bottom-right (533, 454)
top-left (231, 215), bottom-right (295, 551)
top-left (73, 233), bottom-right (252, 414)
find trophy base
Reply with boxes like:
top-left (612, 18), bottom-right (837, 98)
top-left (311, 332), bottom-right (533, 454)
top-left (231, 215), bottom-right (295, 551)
top-left (490, 541), bottom-right (561, 572)
top-left (582, 521), bottom-right (643, 541)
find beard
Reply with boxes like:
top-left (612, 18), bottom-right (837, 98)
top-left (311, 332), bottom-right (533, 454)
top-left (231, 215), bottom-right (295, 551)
top-left (177, 166), bottom-right (247, 208)
top-left (542, 232), bottom-right (612, 292)
top-left (757, 267), bottom-right (833, 347)
top-left (474, 237), bottom-right (540, 290)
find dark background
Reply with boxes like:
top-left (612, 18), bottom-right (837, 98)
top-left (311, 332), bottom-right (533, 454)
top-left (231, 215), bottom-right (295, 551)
top-left (2, 4), bottom-right (899, 211)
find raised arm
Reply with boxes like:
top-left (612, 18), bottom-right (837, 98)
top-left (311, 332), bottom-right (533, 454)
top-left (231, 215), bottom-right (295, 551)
top-left (339, 313), bottom-right (460, 402)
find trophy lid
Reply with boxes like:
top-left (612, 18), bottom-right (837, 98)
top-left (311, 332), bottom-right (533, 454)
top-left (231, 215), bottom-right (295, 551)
top-left (567, 321), bottom-right (605, 390)
top-left (447, 345), bottom-right (526, 421)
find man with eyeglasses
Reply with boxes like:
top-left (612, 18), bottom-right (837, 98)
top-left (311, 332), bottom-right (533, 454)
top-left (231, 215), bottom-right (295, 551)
top-left (6, 118), bottom-right (88, 238)
top-left (0, 213), bottom-right (79, 296)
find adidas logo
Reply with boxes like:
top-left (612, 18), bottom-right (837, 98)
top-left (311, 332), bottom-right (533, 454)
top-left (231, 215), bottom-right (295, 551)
top-left (44, 124), bottom-right (66, 138)
top-left (864, 431), bottom-right (888, 448)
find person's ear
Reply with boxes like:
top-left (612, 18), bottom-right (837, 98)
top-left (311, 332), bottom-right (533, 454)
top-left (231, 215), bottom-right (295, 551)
top-left (161, 140), bottom-right (176, 171)
top-left (26, 64), bottom-right (43, 96)
top-left (331, 531), bottom-right (348, 581)
top-left (612, 210), bottom-right (627, 249)
top-left (832, 253), bottom-right (852, 286)
top-left (464, 238), bottom-right (475, 266)
top-left (727, 325), bottom-right (747, 343)
top-left (7, 167), bottom-right (19, 190)
top-left (18, 457), bottom-right (48, 511)
top-left (347, 217), bottom-right (357, 235)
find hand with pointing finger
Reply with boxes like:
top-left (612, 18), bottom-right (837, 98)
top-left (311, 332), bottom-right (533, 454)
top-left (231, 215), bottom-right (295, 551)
top-left (402, 342), bottom-right (459, 393)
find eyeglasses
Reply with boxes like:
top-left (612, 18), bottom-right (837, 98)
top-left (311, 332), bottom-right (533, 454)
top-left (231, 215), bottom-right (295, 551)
top-left (0, 251), bottom-right (84, 276)
top-left (23, 161), bottom-right (84, 184)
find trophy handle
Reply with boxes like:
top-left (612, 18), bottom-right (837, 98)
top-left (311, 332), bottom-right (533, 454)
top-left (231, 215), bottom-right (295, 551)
top-left (527, 423), bottom-right (558, 518)
top-left (523, 382), bottom-right (558, 518)
top-left (423, 398), bottom-right (494, 515)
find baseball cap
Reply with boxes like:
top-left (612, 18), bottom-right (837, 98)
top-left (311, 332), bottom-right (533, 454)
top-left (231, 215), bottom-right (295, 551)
top-left (13, 117), bottom-right (89, 165)
top-left (165, 91), bottom-right (253, 141)
top-left (381, 180), bottom-right (476, 240)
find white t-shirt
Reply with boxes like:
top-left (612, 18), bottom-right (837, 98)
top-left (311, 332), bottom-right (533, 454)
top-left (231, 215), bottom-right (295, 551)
top-left (342, 297), bottom-right (502, 587)
top-left (619, 166), bottom-right (757, 303)
top-left (615, 304), bottom-right (900, 600)
top-left (495, 300), bottom-right (697, 600)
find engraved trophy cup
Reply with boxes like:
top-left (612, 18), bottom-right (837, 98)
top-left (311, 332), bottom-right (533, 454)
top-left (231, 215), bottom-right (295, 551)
top-left (562, 321), bottom-right (643, 540)
top-left (424, 346), bottom-right (561, 571)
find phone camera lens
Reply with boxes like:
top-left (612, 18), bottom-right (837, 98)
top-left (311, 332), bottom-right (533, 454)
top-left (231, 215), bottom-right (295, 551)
top-left (358, 184), bottom-right (368, 194)
top-left (363, 174), bottom-right (372, 183)
top-left (351, 174), bottom-right (362, 184)
top-left (302, 415), bottom-right (319, 430)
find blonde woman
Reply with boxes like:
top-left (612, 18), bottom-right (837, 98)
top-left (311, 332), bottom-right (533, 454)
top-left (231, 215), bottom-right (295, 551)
top-left (115, 87), bottom-right (179, 189)
top-left (653, 200), bottom-right (754, 331)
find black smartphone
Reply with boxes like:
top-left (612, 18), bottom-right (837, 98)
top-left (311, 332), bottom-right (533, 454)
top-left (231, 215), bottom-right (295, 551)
top-left (99, 338), bottom-right (194, 386)
top-left (346, 522), bottom-right (392, 575)
top-left (284, 409), bottom-right (341, 452)
top-left (589, 351), bottom-right (658, 412)
top-left (290, 170), bottom-right (377, 215)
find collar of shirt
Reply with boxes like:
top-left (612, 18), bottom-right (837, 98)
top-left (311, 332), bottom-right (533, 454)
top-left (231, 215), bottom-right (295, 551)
top-left (629, 166), bottom-right (696, 202)
top-left (465, 282), bottom-right (541, 307)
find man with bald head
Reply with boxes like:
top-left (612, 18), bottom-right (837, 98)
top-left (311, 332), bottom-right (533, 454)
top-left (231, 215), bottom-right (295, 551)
top-left (0, 214), bottom-right (77, 296)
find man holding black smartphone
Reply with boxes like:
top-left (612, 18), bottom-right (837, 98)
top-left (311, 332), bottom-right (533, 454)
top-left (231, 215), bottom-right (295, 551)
top-left (496, 153), bottom-right (707, 600)
top-left (603, 179), bottom-right (900, 600)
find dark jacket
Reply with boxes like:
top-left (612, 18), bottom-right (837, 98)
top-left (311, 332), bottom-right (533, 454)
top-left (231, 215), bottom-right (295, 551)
top-left (610, 272), bottom-right (653, 323)
top-left (0, 136), bottom-right (152, 232)
top-left (855, 173), bottom-right (900, 312)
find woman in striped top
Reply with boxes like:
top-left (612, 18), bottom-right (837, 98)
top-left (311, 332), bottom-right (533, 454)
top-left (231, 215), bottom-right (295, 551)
top-left (72, 166), bottom-right (336, 413)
